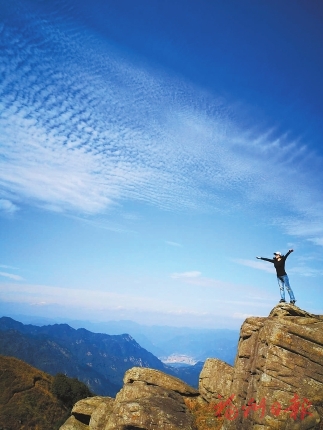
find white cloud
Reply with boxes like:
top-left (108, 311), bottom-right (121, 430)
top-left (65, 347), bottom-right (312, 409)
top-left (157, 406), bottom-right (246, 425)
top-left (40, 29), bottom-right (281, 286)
top-left (234, 258), bottom-right (276, 274)
top-left (0, 199), bottom-right (18, 213)
top-left (275, 216), bottom-right (323, 247)
top-left (169, 272), bottom-right (265, 299)
top-left (232, 312), bottom-right (257, 319)
top-left (289, 266), bottom-right (323, 277)
top-left (0, 282), bottom-right (200, 314)
top-left (165, 241), bottom-right (182, 247)
top-left (0, 4), bottom-right (323, 246)
top-left (0, 272), bottom-right (24, 281)
top-left (171, 271), bottom-right (202, 279)
top-left (70, 215), bottom-right (138, 234)
top-left (0, 280), bottom-right (274, 329)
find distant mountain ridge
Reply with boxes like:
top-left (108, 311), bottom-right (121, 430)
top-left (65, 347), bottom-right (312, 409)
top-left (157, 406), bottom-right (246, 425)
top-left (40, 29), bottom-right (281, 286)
top-left (8, 313), bottom-right (239, 364)
top-left (0, 327), bottom-right (119, 396)
top-left (0, 316), bottom-right (202, 395)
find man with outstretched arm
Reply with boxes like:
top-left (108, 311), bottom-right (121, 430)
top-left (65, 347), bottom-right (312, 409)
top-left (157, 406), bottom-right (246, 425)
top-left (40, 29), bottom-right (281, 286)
top-left (256, 250), bottom-right (296, 304)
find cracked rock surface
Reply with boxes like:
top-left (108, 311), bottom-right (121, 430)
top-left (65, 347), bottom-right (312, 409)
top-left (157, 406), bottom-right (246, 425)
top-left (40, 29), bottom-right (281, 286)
top-left (60, 369), bottom-right (198, 430)
top-left (199, 304), bottom-right (323, 430)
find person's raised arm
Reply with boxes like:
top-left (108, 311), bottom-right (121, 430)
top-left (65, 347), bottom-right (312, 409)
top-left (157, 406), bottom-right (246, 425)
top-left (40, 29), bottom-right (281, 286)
top-left (256, 256), bottom-right (273, 262)
top-left (284, 249), bottom-right (294, 259)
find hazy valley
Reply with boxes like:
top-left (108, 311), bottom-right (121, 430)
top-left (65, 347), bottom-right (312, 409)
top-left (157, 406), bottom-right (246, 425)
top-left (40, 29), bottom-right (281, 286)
top-left (0, 316), bottom-right (238, 396)
top-left (6, 313), bottom-right (239, 364)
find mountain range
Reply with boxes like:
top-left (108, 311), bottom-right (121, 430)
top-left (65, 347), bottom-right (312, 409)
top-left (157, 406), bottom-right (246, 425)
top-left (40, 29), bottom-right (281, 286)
top-left (8, 313), bottom-right (239, 364)
top-left (0, 316), bottom-right (206, 396)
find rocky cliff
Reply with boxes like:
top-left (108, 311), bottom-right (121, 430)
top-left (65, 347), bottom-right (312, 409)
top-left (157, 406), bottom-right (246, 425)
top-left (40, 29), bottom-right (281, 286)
top-left (61, 368), bottom-right (199, 430)
top-left (200, 303), bottom-right (323, 430)
top-left (60, 303), bottom-right (323, 430)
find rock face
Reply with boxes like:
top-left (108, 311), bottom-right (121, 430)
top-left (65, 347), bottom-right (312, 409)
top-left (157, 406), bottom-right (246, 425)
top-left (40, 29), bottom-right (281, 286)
top-left (60, 303), bottom-right (323, 430)
top-left (60, 396), bottom-right (115, 430)
top-left (199, 358), bottom-right (233, 403)
top-left (105, 367), bottom-right (198, 430)
top-left (199, 303), bottom-right (323, 430)
top-left (60, 368), bottom-right (199, 430)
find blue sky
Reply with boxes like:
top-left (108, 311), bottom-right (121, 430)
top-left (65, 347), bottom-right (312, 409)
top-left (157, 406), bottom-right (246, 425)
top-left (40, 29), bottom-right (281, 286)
top-left (0, 0), bottom-right (322, 329)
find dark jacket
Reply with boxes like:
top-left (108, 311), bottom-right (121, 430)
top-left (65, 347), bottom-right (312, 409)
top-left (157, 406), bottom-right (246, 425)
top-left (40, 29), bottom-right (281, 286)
top-left (260, 250), bottom-right (292, 277)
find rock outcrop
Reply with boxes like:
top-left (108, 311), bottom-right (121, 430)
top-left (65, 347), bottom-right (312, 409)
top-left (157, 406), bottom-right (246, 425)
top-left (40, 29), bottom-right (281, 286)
top-left (106, 367), bottom-right (199, 430)
top-left (60, 368), bottom-right (199, 430)
top-left (199, 358), bottom-right (234, 403)
top-left (60, 303), bottom-right (323, 430)
top-left (199, 303), bottom-right (323, 429)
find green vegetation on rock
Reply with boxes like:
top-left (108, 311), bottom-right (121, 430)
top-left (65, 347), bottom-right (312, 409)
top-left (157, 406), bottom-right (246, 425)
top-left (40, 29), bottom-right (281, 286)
top-left (51, 373), bottom-right (93, 408)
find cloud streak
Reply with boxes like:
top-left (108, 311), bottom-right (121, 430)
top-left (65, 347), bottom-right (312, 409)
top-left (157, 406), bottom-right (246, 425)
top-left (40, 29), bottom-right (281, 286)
top-left (165, 241), bottom-right (182, 247)
top-left (0, 199), bottom-right (18, 214)
top-left (171, 271), bottom-right (202, 279)
top-left (0, 280), bottom-right (274, 329)
top-left (0, 272), bottom-right (24, 281)
top-left (0, 1), bottom-right (323, 246)
top-left (234, 259), bottom-right (276, 274)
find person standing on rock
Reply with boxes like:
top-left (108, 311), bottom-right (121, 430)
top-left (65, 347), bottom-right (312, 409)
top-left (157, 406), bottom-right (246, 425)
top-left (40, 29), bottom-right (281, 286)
top-left (256, 250), bottom-right (296, 304)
